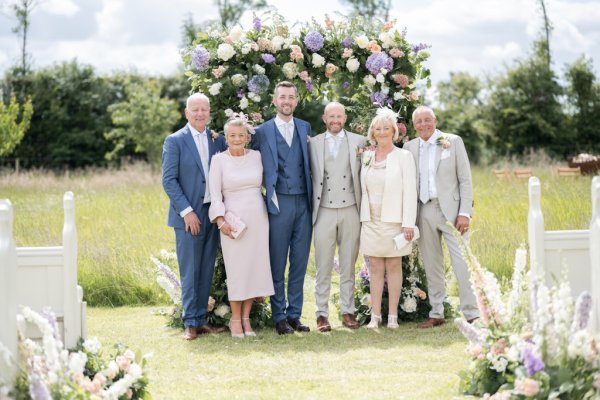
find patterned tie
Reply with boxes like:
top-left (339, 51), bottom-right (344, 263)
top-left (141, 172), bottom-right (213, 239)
top-left (419, 141), bottom-right (430, 204)
top-left (197, 132), bottom-right (210, 202)
top-left (283, 123), bottom-right (293, 147)
top-left (332, 135), bottom-right (342, 158)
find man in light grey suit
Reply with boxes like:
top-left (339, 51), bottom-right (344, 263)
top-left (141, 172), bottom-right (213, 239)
top-left (404, 105), bottom-right (479, 328)
top-left (309, 102), bottom-right (367, 332)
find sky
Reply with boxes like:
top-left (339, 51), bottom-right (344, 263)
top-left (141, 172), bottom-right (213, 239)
top-left (0, 0), bottom-right (599, 91)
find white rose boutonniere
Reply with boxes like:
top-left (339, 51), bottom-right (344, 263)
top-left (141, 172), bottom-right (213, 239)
top-left (436, 135), bottom-right (451, 149)
top-left (362, 150), bottom-right (375, 167)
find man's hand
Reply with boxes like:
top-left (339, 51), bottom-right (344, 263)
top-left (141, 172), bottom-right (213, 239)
top-left (455, 215), bottom-right (470, 235)
top-left (184, 211), bottom-right (201, 235)
top-left (402, 227), bottom-right (415, 241)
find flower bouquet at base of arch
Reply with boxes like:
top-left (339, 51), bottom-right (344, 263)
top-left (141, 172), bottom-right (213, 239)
top-left (151, 249), bottom-right (273, 330)
top-left (352, 246), bottom-right (454, 325)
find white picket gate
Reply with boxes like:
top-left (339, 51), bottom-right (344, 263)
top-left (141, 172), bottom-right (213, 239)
top-left (0, 192), bottom-right (87, 381)
top-left (528, 176), bottom-right (600, 330)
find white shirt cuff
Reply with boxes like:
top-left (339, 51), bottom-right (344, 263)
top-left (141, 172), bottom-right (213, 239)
top-left (458, 213), bottom-right (470, 220)
top-left (180, 206), bottom-right (193, 218)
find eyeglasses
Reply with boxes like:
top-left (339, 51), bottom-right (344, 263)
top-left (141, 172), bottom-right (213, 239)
top-left (414, 118), bottom-right (435, 124)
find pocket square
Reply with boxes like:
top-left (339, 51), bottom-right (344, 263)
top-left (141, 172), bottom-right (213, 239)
top-left (441, 149), bottom-right (451, 160)
top-left (393, 227), bottom-right (420, 251)
top-left (224, 211), bottom-right (247, 239)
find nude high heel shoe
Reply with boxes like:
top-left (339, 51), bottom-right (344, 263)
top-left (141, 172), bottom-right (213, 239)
top-left (229, 319), bottom-right (245, 338)
top-left (242, 318), bottom-right (256, 337)
top-left (366, 314), bottom-right (381, 329)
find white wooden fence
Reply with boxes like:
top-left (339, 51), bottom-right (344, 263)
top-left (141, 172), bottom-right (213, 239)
top-left (528, 176), bottom-right (600, 330)
top-left (0, 192), bottom-right (87, 380)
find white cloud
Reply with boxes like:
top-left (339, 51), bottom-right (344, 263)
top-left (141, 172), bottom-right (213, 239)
top-left (483, 42), bottom-right (522, 60)
top-left (39, 0), bottom-right (79, 17)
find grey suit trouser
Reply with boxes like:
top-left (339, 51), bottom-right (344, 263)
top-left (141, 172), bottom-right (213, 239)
top-left (417, 199), bottom-right (479, 320)
top-left (314, 206), bottom-right (360, 317)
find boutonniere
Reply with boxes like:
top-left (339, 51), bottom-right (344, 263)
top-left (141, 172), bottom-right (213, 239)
top-left (210, 130), bottom-right (219, 142)
top-left (436, 135), bottom-right (451, 149)
top-left (356, 144), bottom-right (376, 159)
top-left (362, 150), bottom-right (375, 167)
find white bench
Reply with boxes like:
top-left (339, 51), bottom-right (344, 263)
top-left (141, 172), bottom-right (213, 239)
top-left (528, 176), bottom-right (600, 330)
top-left (0, 192), bottom-right (87, 381)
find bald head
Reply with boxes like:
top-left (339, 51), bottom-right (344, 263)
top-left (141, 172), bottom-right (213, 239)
top-left (322, 102), bottom-right (347, 135)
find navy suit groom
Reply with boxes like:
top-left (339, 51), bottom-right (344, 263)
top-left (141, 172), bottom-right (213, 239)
top-left (252, 81), bottom-right (313, 334)
top-left (162, 93), bottom-right (227, 340)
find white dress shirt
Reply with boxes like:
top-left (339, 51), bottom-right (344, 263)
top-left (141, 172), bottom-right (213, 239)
top-left (275, 115), bottom-right (295, 146)
top-left (180, 123), bottom-right (211, 218)
top-left (325, 130), bottom-right (345, 158)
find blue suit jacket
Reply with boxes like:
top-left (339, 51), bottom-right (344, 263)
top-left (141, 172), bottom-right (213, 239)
top-left (162, 125), bottom-right (227, 229)
top-left (251, 118), bottom-right (312, 215)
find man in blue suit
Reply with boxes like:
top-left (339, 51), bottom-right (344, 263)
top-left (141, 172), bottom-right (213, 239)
top-left (252, 81), bottom-right (313, 334)
top-left (162, 93), bottom-right (228, 340)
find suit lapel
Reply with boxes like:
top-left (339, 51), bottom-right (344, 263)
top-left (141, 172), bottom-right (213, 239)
top-left (314, 134), bottom-right (325, 177)
top-left (295, 118), bottom-right (310, 168)
top-left (434, 143), bottom-right (442, 172)
top-left (183, 127), bottom-right (204, 174)
top-left (206, 127), bottom-right (218, 165)
top-left (346, 132), bottom-right (359, 177)
top-left (267, 120), bottom-right (278, 165)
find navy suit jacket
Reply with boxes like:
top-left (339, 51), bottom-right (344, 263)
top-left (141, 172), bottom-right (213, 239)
top-left (162, 125), bottom-right (227, 229)
top-left (251, 117), bottom-right (312, 215)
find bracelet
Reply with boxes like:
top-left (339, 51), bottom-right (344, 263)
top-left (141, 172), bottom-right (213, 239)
top-left (217, 221), bottom-right (225, 230)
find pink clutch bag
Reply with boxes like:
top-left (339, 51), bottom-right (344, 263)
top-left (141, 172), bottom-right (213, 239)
top-left (224, 211), bottom-right (247, 239)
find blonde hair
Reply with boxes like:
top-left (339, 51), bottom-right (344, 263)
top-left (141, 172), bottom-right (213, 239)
top-left (367, 112), bottom-right (399, 142)
top-left (224, 113), bottom-right (255, 136)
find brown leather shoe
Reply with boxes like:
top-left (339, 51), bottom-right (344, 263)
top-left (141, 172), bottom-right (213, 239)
top-left (197, 324), bottom-right (228, 334)
top-left (466, 317), bottom-right (479, 324)
top-left (316, 316), bottom-right (331, 332)
top-left (183, 327), bottom-right (198, 340)
top-left (342, 314), bottom-right (360, 329)
top-left (417, 318), bottom-right (445, 329)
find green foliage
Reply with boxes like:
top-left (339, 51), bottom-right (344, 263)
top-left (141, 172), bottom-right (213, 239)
top-left (564, 56), bottom-right (600, 155)
top-left (106, 80), bottom-right (180, 165)
top-left (340, 0), bottom-right (393, 21)
top-left (0, 92), bottom-right (32, 157)
top-left (215, 0), bottom-right (268, 27)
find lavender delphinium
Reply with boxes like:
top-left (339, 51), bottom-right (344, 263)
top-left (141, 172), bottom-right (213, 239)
top-left (454, 318), bottom-right (486, 345)
top-left (305, 79), bottom-right (314, 93)
top-left (191, 45), bottom-right (210, 71)
top-left (248, 74), bottom-right (270, 94)
top-left (412, 42), bottom-right (429, 53)
top-left (253, 16), bottom-right (262, 31)
top-left (342, 36), bottom-right (353, 48)
top-left (29, 376), bottom-right (51, 400)
top-left (41, 307), bottom-right (60, 341)
top-left (237, 88), bottom-right (245, 98)
top-left (342, 81), bottom-right (350, 89)
top-left (262, 53), bottom-right (276, 64)
top-left (370, 91), bottom-right (388, 107)
top-left (365, 52), bottom-right (393, 75)
top-left (571, 291), bottom-right (593, 334)
top-left (304, 31), bottom-right (324, 52)
top-left (522, 345), bottom-right (545, 376)
top-left (151, 256), bottom-right (181, 290)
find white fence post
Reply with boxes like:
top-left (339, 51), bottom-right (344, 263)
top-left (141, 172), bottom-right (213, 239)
top-left (0, 200), bottom-right (18, 382)
top-left (591, 177), bottom-right (600, 332)
top-left (62, 191), bottom-right (80, 348)
top-left (528, 177), bottom-right (544, 276)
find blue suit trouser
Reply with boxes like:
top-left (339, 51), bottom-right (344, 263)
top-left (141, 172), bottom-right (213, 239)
top-left (174, 203), bottom-right (219, 328)
top-left (268, 193), bottom-right (312, 323)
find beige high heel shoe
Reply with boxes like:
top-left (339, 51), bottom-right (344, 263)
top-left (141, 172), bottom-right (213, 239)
top-left (387, 315), bottom-right (399, 329)
top-left (366, 314), bottom-right (381, 329)
top-left (229, 319), bottom-right (245, 338)
top-left (242, 318), bottom-right (256, 337)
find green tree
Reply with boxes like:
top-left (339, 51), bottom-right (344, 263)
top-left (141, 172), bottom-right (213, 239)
top-left (484, 40), bottom-right (566, 158)
top-left (435, 72), bottom-right (486, 163)
top-left (6, 0), bottom-right (42, 75)
top-left (106, 80), bottom-right (180, 165)
top-left (215, 0), bottom-right (268, 27)
top-left (341, 0), bottom-right (392, 21)
top-left (565, 56), bottom-right (600, 154)
top-left (0, 92), bottom-right (32, 156)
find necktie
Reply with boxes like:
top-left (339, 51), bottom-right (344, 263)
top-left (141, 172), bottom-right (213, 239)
top-left (283, 123), bottom-right (293, 147)
top-left (332, 135), bottom-right (341, 158)
top-left (419, 142), bottom-right (430, 204)
top-left (198, 133), bottom-right (210, 202)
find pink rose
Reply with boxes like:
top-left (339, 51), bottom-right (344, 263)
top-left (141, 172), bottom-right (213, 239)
top-left (491, 338), bottom-right (507, 355)
top-left (251, 113), bottom-right (264, 123)
top-left (594, 373), bottom-right (600, 390)
top-left (393, 73), bottom-right (409, 88)
top-left (212, 66), bottom-right (226, 79)
top-left (397, 122), bottom-right (407, 136)
top-left (298, 71), bottom-right (309, 81)
top-left (367, 40), bottom-right (381, 53)
top-left (116, 355), bottom-right (131, 371)
top-left (325, 63), bottom-right (338, 79)
top-left (514, 378), bottom-right (540, 397)
top-left (408, 91), bottom-right (419, 101)
top-left (342, 48), bottom-right (353, 59)
top-left (207, 296), bottom-right (216, 312)
top-left (389, 48), bottom-right (404, 58)
top-left (257, 38), bottom-right (272, 52)
top-left (127, 388), bottom-right (133, 399)
top-left (382, 20), bottom-right (396, 32)
top-left (124, 349), bottom-right (136, 361)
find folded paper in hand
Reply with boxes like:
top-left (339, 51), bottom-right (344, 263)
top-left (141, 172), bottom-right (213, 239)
top-left (225, 211), bottom-right (247, 239)
top-left (393, 226), bottom-right (420, 251)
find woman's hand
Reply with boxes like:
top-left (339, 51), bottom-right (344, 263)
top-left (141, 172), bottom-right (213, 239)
top-left (403, 227), bottom-right (415, 241)
top-left (216, 217), bottom-right (235, 239)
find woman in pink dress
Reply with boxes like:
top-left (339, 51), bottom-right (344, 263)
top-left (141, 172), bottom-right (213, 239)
top-left (209, 114), bottom-right (274, 338)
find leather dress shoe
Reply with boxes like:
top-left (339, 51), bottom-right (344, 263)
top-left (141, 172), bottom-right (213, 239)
top-left (417, 318), bottom-right (445, 329)
top-left (467, 317), bottom-right (479, 324)
top-left (288, 318), bottom-right (310, 332)
top-left (183, 327), bottom-right (198, 340)
top-left (342, 314), bottom-right (360, 329)
top-left (275, 320), bottom-right (294, 335)
top-left (316, 316), bottom-right (331, 332)
top-left (197, 324), bottom-right (228, 334)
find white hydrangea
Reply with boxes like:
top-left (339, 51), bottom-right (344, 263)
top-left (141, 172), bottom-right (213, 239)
top-left (311, 53), bottom-right (325, 68)
top-left (355, 34), bottom-right (369, 49)
top-left (229, 26), bottom-right (243, 42)
top-left (271, 35), bottom-right (285, 51)
top-left (128, 363), bottom-right (143, 380)
top-left (239, 96), bottom-right (249, 110)
top-left (363, 75), bottom-right (376, 87)
top-left (282, 62), bottom-right (298, 79)
top-left (400, 296), bottom-right (417, 313)
top-left (214, 304), bottom-right (231, 317)
top-left (381, 84), bottom-right (389, 95)
top-left (253, 64), bottom-right (265, 74)
top-left (488, 355), bottom-right (508, 373)
top-left (393, 92), bottom-right (403, 100)
top-left (83, 336), bottom-right (102, 354)
top-left (376, 73), bottom-right (385, 83)
top-left (68, 351), bottom-right (87, 375)
top-left (224, 108), bottom-right (234, 117)
top-left (283, 37), bottom-right (294, 49)
top-left (248, 92), bottom-right (261, 102)
top-left (346, 57), bottom-right (360, 73)
top-left (231, 74), bottom-right (246, 87)
top-left (208, 82), bottom-right (223, 96)
top-left (241, 43), bottom-right (252, 55)
top-left (217, 43), bottom-right (235, 61)
top-left (379, 32), bottom-right (395, 48)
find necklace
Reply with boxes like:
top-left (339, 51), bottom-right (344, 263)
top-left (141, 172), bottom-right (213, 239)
top-left (227, 148), bottom-right (247, 157)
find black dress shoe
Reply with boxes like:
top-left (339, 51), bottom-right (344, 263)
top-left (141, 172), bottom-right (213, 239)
top-left (288, 318), bottom-right (310, 332)
top-left (275, 320), bottom-right (294, 335)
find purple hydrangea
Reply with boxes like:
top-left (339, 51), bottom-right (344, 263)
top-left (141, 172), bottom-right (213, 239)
top-left (236, 88), bottom-right (245, 98)
top-left (191, 45), bottom-right (210, 71)
top-left (304, 31), bottom-right (324, 52)
top-left (412, 42), bottom-right (429, 53)
top-left (365, 52), bottom-right (393, 75)
top-left (342, 81), bottom-right (350, 89)
top-left (370, 91), bottom-right (388, 107)
top-left (253, 16), bottom-right (262, 31)
top-left (305, 79), bottom-right (314, 93)
top-left (262, 53), bottom-right (276, 64)
top-left (342, 36), bottom-right (353, 48)
top-left (248, 74), bottom-right (270, 94)
top-left (522, 345), bottom-right (545, 376)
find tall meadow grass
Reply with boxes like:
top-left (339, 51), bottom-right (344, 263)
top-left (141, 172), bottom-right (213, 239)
top-left (1, 163), bottom-right (595, 306)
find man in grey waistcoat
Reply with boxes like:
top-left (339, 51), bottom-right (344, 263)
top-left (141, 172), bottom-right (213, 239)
top-left (309, 102), bottom-right (367, 331)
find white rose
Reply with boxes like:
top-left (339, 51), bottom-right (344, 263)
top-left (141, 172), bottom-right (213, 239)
top-left (283, 37), bottom-right (294, 49)
top-left (128, 363), bottom-right (143, 380)
top-left (224, 109), bottom-right (234, 117)
top-left (253, 64), bottom-right (265, 74)
top-left (249, 92), bottom-right (261, 102)
top-left (231, 74), bottom-right (246, 87)
top-left (229, 26), bottom-right (243, 42)
top-left (381, 84), bottom-right (389, 95)
top-left (240, 96), bottom-right (248, 110)
top-left (393, 92), bottom-right (403, 100)
top-left (68, 351), bottom-right (87, 374)
top-left (241, 43), bottom-right (252, 55)
top-left (214, 304), bottom-right (230, 317)
top-left (379, 32), bottom-right (394, 48)
top-left (83, 337), bottom-right (102, 354)
top-left (355, 34), bottom-right (369, 49)
top-left (208, 29), bottom-right (220, 39)
top-left (217, 43), bottom-right (235, 61)
top-left (346, 57), bottom-right (360, 73)
top-left (400, 296), bottom-right (417, 313)
top-left (363, 75), bottom-right (376, 87)
top-left (311, 53), bottom-right (325, 68)
top-left (208, 82), bottom-right (222, 96)
top-left (282, 62), bottom-right (298, 79)
top-left (376, 73), bottom-right (385, 83)
top-left (271, 35), bottom-right (284, 52)
top-left (380, 68), bottom-right (388, 75)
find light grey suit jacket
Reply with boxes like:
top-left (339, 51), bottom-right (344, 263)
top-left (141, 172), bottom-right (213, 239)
top-left (309, 130), bottom-right (367, 224)
top-left (404, 130), bottom-right (473, 223)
